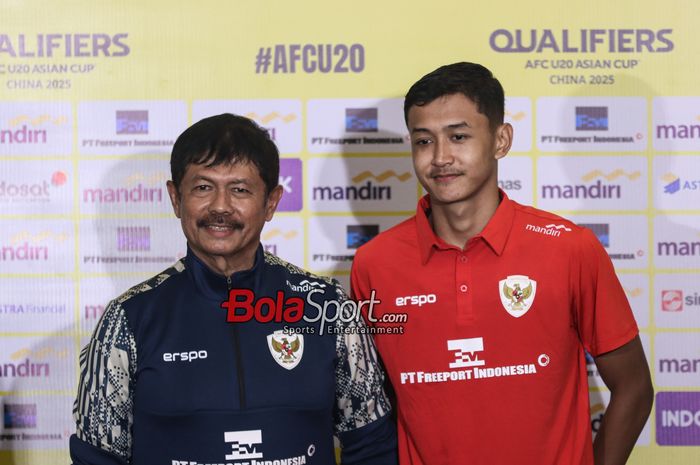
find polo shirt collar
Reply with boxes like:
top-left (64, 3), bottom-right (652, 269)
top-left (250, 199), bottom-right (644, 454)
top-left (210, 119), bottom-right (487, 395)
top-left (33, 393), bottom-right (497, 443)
top-left (416, 189), bottom-right (516, 264)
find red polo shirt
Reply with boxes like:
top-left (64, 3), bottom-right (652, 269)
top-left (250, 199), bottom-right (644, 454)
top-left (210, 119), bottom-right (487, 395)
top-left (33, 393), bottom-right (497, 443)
top-left (351, 192), bottom-right (638, 465)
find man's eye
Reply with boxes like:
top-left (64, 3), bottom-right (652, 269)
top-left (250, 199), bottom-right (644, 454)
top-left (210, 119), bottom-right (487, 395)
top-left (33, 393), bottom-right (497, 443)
top-left (232, 187), bottom-right (250, 194)
top-left (452, 134), bottom-right (469, 141)
top-left (194, 185), bottom-right (211, 191)
top-left (414, 138), bottom-right (431, 146)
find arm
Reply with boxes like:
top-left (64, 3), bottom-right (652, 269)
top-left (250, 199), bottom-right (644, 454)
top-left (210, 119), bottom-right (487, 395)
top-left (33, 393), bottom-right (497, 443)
top-left (593, 335), bottom-right (653, 465)
top-left (70, 300), bottom-right (136, 465)
top-left (332, 282), bottom-right (397, 465)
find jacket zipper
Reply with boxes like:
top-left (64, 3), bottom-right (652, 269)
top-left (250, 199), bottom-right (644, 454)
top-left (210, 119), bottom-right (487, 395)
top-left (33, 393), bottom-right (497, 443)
top-left (227, 276), bottom-right (247, 409)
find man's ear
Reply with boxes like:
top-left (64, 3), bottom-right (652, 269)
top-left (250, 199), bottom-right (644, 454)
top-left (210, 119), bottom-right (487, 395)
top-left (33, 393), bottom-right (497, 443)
top-left (166, 180), bottom-right (182, 218)
top-left (264, 185), bottom-right (284, 222)
top-left (494, 122), bottom-right (513, 160)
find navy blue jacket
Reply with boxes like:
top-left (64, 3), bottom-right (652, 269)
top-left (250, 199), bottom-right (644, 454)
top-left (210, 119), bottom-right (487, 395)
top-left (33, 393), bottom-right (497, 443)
top-left (70, 246), bottom-right (396, 465)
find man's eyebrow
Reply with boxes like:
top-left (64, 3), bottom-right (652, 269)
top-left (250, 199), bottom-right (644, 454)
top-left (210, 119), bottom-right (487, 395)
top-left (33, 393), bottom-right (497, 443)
top-left (410, 121), bottom-right (472, 134)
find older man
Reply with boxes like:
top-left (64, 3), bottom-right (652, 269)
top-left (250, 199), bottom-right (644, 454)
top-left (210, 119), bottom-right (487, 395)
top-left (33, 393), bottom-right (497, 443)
top-left (70, 114), bottom-right (396, 465)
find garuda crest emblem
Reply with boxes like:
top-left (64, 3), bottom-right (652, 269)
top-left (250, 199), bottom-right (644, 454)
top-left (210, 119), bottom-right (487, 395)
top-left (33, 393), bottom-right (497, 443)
top-left (267, 330), bottom-right (304, 370)
top-left (499, 275), bottom-right (537, 318)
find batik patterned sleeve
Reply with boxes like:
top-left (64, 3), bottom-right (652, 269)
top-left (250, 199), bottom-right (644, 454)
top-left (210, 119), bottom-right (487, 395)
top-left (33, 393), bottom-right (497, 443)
top-left (332, 283), bottom-right (396, 464)
top-left (71, 299), bottom-right (137, 463)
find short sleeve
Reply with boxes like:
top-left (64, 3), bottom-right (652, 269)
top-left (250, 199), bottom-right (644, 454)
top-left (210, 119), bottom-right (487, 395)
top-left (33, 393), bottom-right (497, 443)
top-left (575, 227), bottom-right (639, 356)
top-left (71, 299), bottom-right (137, 463)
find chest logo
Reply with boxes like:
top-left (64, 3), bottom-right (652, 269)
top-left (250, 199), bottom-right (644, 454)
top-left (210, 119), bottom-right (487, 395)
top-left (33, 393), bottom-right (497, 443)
top-left (499, 275), bottom-right (537, 318)
top-left (267, 330), bottom-right (304, 370)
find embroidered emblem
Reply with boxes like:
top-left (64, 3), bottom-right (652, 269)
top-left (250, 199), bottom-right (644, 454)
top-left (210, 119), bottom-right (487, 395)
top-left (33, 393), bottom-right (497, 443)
top-left (499, 275), bottom-right (537, 318)
top-left (267, 330), bottom-right (304, 370)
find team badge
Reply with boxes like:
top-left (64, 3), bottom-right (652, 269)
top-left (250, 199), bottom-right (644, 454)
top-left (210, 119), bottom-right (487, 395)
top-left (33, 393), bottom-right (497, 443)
top-left (499, 275), bottom-right (537, 318)
top-left (267, 330), bottom-right (304, 370)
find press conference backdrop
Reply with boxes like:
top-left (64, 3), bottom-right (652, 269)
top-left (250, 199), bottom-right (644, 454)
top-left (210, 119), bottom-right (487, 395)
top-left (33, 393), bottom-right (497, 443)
top-left (0, 0), bottom-right (698, 463)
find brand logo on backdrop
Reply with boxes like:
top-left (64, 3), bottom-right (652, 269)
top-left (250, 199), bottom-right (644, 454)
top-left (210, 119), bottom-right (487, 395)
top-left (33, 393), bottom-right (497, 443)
top-left (345, 108), bottom-right (378, 132)
top-left (0, 230), bottom-right (67, 262)
top-left (499, 275), bottom-right (537, 317)
top-left (0, 114), bottom-right (66, 145)
top-left (657, 240), bottom-right (700, 257)
top-left (656, 116), bottom-right (700, 140)
top-left (3, 403), bottom-right (37, 429)
top-left (261, 228), bottom-right (299, 255)
top-left (116, 226), bottom-right (150, 252)
top-left (656, 392), bottom-right (700, 446)
top-left (312, 170), bottom-right (411, 202)
top-left (661, 173), bottom-right (699, 195)
top-left (0, 302), bottom-right (66, 315)
top-left (0, 357), bottom-right (50, 378)
top-left (244, 111), bottom-right (298, 142)
top-left (0, 170), bottom-right (67, 203)
top-left (116, 110), bottom-right (148, 135)
top-left (661, 289), bottom-right (700, 312)
top-left (277, 158), bottom-right (302, 211)
top-left (267, 330), bottom-right (304, 370)
top-left (579, 223), bottom-right (610, 247)
top-left (498, 179), bottom-right (522, 191)
top-left (575, 106), bottom-right (608, 131)
top-left (346, 225), bottom-right (379, 249)
top-left (541, 169), bottom-right (639, 200)
top-left (82, 178), bottom-right (164, 204)
top-left (84, 304), bottom-right (105, 320)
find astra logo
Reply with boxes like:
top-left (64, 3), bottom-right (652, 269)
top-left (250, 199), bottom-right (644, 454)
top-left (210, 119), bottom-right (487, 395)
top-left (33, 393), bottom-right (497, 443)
top-left (656, 118), bottom-right (700, 140)
top-left (116, 110), bottom-right (148, 135)
top-left (3, 403), bottom-right (37, 429)
top-left (447, 337), bottom-right (486, 369)
top-left (345, 108), bottom-right (378, 132)
top-left (82, 183), bottom-right (163, 203)
top-left (575, 106), bottom-right (608, 131)
top-left (0, 170), bottom-right (68, 202)
top-left (116, 226), bottom-right (150, 252)
top-left (346, 224), bottom-right (379, 249)
top-left (580, 223), bottom-right (610, 247)
top-left (312, 170), bottom-right (411, 202)
top-left (661, 173), bottom-right (700, 194)
top-left (541, 169), bottom-right (639, 200)
top-left (224, 429), bottom-right (264, 460)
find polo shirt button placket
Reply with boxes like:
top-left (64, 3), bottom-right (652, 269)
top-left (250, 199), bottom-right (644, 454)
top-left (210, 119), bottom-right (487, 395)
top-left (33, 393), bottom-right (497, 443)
top-left (456, 252), bottom-right (472, 324)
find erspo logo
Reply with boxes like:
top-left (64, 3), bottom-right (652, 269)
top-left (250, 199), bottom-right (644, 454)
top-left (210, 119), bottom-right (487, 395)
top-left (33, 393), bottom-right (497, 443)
top-left (489, 29), bottom-right (673, 53)
top-left (656, 392), bottom-right (700, 445)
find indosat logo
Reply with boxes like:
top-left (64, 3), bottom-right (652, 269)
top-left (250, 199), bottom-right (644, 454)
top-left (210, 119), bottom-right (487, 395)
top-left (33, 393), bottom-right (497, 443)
top-left (541, 169), bottom-right (639, 200)
top-left (489, 28), bottom-right (673, 53)
top-left (0, 114), bottom-right (67, 145)
top-left (0, 170), bottom-right (67, 203)
top-left (82, 171), bottom-right (166, 204)
top-left (661, 173), bottom-right (700, 195)
top-left (312, 170), bottom-right (411, 202)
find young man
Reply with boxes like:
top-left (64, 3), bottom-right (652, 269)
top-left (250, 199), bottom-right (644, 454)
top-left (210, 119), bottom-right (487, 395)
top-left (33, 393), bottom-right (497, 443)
top-left (70, 114), bottom-right (396, 465)
top-left (351, 63), bottom-right (653, 465)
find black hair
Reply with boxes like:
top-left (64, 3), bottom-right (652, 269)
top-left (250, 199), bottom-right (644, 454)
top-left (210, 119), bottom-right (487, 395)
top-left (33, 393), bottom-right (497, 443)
top-left (170, 113), bottom-right (279, 194)
top-left (404, 62), bottom-right (505, 131)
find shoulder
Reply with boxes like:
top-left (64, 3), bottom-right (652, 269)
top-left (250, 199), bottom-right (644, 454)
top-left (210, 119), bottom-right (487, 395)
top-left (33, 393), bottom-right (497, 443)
top-left (263, 252), bottom-right (347, 300)
top-left (510, 201), bottom-right (597, 247)
top-left (115, 258), bottom-right (187, 308)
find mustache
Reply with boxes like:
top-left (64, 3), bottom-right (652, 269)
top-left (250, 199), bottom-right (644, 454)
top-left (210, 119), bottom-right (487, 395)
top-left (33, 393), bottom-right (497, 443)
top-left (196, 214), bottom-right (244, 230)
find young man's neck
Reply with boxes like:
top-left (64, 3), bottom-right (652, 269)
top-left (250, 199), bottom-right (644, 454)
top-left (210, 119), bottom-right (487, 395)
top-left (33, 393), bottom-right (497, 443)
top-left (429, 187), bottom-right (501, 249)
